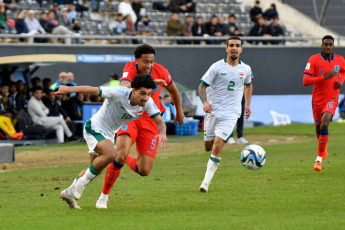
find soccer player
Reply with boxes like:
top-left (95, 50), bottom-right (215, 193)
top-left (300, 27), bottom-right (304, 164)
top-left (95, 44), bottom-right (184, 209)
top-left (58, 74), bottom-right (167, 209)
top-left (303, 35), bottom-right (345, 171)
top-left (198, 36), bottom-right (253, 192)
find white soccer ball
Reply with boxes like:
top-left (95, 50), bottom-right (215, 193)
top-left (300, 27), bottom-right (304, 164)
top-left (240, 144), bottom-right (266, 170)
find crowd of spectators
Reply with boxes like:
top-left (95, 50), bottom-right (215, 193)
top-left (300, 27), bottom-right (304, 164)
top-left (0, 0), bottom-right (285, 45)
top-left (0, 71), bottom-right (105, 142)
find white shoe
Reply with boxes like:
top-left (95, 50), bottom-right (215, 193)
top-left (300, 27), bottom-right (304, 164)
top-left (73, 178), bottom-right (88, 200)
top-left (237, 137), bottom-right (249, 145)
top-left (96, 198), bottom-right (108, 209)
top-left (199, 181), bottom-right (209, 193)
top-left (227, 137), bottom-right (236, 144)
top-left (60, 188), bottom-right (81, 209)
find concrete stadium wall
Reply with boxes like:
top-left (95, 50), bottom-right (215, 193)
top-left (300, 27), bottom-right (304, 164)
top-left (1, 44), bottom-right (345, 95)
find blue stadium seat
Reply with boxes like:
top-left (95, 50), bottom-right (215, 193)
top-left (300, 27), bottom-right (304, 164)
top-left (31, 0), bottom-right (40, 10)
top-left (101, 21), bottom-right (109, 30)
top-left (6, 10), bottom-right (15, 19)
top-left (197, 3), bottom-right (208, 13)
top-left (137, 21), bottom-right (146, 31)
top-left (19, 1), bottom-right (30, 9)
top-left (144, 2), bottom-right (152, 11)
top-left (110, 2), bottom-right (118, 11)
top-left (222, 4), bottom-right (230, 13)
top-left (148, 21), bottom-right (157, 31)
top-left (41, 0), bottom-right (50, 9)
top-left (210, 3), bottom-right (219, 13)
top-left (79, 21), bottom-right (88, 30)
top-left (99, 2), bottom-right (109, 12)
top-left (90, 21), bottom-right (98, 29)
top-left (158, 22), bottom-right (166, 31)
top-left (150, 12), bottom-right (160, 21)
top-left (82, 11), bottom-right (91, 20)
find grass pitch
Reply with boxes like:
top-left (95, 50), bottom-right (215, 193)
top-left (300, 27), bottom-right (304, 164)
top-left (1, 123), bottom-right (345, 229)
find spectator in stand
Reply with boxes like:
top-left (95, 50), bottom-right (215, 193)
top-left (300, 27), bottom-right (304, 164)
top-left (28, 86), bottom-right (74, 143)
top-left (191, 16), bottom-right (206, 45)
top-left (26, 10), bottom-right (48, 43)
top-left (124, 14), bottom-right (138, 44)
top-left (15, 10), bottom-right (33, 43)
top-left (42, 77), bottom-right (51, 97)
top-left (1, 0), bottom-right (17, 11)
top-left (138, 15), bottom-right (151, 26)
top-left (30, 77), bottom-right (41, 89)
top-left (265, 3), bottom-right (278, 20)
top-left (0, 4), bottom-right (8, 29)
top-left (51, 72), bottom-right (68, 91)
top-left (250, 0), bottom-right (262, 23)
top-left (39, 11), bottom-right (49, 32)
top-left (217, 17), bottom-right (227, 37)
top-left (46, 10), bottom-right (78, 44)
top-left (119, 0), bottom-right (137, 24)
top-left (91, 0), bottom-right (102, 12)
top-left (66, 2), bottom-right (77, 23)
top-left (68, 93), bottom-right (84, 121)
top-left (166, 12), bottom-right (187, 44)
top-left (184, 14), bottom-right (192, 44)
top-left (66, 72), bottom-right (77, 97)
top-left (113, 13), bottom-right (126, 35)
top-left (248, 15), bottom-right (270, 44)
top-left (167, 0), bottom-right (195, 13)
top-left (0, 83), bottom-right (24, 140)
top-left (16, 80), bottom-right (29, 101)
top-left (153, 1), bottom-right (168, 11)
top-left (131, 0), bottom-right (144, 23)
top-left (52, 3), bottom-right (61, 20)
top-left (225, 14), bottom-right (243, 36)
top-left (162, 94), bottom-right (176, 135)
top-left (269, 15), bottom-right (284, 44)
top-left (205, 15), bottom-right (222, 45)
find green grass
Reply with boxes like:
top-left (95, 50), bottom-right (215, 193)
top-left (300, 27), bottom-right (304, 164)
top-left (1, 123), bottom-right (345, 229)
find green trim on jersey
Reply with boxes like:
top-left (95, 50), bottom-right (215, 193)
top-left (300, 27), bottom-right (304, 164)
top-left (98, 86), bottom-right (102, 96)
top-left (128, 91), bottom-right (132, 100)
top-left (210, 155), bottom-right (221, 163)
top-left (200, 80), bottom-right (209, 87)
top-left (224, 58), bottom-right (242, 64)
top-left (150, 112), bottom-right (161, 119)
top-left (225, 134), bottom-right (232, 142)
top-left (244, 82), bottom-right (252, 85)
top-left (85, 119), bottom-right (105, 142)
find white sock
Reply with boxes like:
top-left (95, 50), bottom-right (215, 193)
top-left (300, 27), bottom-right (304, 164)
top-left (203, 154), bottom-right (221, 184)
top-left (316, 156), bottom-right (322, 162)
top-left (84, 168), bottom-right (97, 181)
top-left (99, 193), bottom-right (108, 201)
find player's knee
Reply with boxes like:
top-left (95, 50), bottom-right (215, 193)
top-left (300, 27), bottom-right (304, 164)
top-left (114, 153), bottom-right (127, 165)
top-left (138, 167), bottom-right (150, 176)
top-left (105, 151), bottom-right (116, 163)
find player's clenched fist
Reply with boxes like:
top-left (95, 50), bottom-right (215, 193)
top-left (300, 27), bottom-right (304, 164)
top-left (55, 85), bottom-right (70, 95)
top-left (324, 70), bottom-right (337, 79)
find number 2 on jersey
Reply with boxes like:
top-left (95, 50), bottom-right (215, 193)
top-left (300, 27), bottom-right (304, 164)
top-left (227, 81), bottom-right (235, 91)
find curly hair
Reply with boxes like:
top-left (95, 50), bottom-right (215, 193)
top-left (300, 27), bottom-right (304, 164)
top-left (131, 74), bottom-right (156, 90)
top-left (134, 44), bottom-right (155, 59)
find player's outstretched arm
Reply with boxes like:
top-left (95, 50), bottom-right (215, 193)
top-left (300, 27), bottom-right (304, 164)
top-left (120, 80), bottom-right (131, 88)
top-left (244, 83), bottom-right (253, 120)
top-left (198, 83), bottom-right (212, 113)
top-left (166, 81), bottom-right (184, 125)
top-left (55, 85), bottom-right (99, 96)
top-left (153, 115), bottom-right (167, 148)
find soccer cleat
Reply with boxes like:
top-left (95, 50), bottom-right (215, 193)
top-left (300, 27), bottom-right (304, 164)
top-left (227, 137), bottom-right (236, 144)
top-left (73, 178), bottom-right (88, 200)
top-left (10, 132), bottom-right (24, 140)
top-left (60, 189), bottom-right (81, 209)
top-left (96, 198), bottom-right (108, 209)
top-left (313, 161), bottom-right (322, 171)
top-left (199, 181), bottom-right (209, 193)
top-left (237, 137), bottom-right (249, 145)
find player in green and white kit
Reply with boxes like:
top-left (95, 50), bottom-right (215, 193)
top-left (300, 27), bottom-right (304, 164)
top-left (198, 36), bottom-right (253, 192)
top-left (58, 74), bottom-right (167, 209)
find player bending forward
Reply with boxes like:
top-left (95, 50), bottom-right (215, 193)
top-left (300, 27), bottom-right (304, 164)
top-left (303, 35), bottom-right (345, 171)
top-left (58, 74), bottom-right (167, 209)
top-left (95, 44), bottom-right (184, 209)
top-left (199, 36), bottom-right (253, 192)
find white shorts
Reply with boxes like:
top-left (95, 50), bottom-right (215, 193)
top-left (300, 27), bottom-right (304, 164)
top-left (204, 113), bottom-right (239, 142)
top-left (84, 119), bottom-right (115, 156)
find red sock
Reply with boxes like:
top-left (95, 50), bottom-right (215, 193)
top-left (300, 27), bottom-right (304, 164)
top-left (316, 131), bottom-right (319, 140)
top-left (317, 134), bottom-right (328, 157)
top-left (102, 161), bottom-right (122, 195)
top-left (126, 155), bottom-right (138, 173)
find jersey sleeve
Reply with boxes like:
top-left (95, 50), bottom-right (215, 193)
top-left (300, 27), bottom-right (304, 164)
top-left (244, 66), bottom-right (253, 85)
top-left (201, 63), bottom-right (217, 87)
top-left (303, 56), bottom-right (322, 86)
top-left (121, 62), bottom-right (137, 82)
top-left (98, 86), bottom-right (124, 100)
top-left (160, 66), bottom-right (173, 87)
top-left (144, 98), bottom-right (161, 119)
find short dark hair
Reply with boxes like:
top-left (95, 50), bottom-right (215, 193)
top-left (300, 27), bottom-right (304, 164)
top-left (1, 82), bottom-right (10, 87)
top-left (229, 14), bottom-right (236, 19)
top-left (110, 73), bottom-right (119, 80)
top-left (227, 36), bottom-right (242, 47)
top-left (43, 78), bottom-right (51, 84)
top-left (134, 44), bottom-right (155, 59)
top-left (31, 77), bottom-right (40, 84)
top-left (322, 35), bottom-right (334, 43)
top-left (255, 0), bottom-right (260, 4)
top-left (131, 74), bottom-right (156, 90)
top-left (163, 94), bottom-right (170, 99)
top-left (32, 86), bottom-right (43, 92)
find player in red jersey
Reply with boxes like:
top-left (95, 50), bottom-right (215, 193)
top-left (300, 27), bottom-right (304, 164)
top-left (303, 35), bottom-right (345, 171)
top-left (96, 44), bottom-right (184, 208)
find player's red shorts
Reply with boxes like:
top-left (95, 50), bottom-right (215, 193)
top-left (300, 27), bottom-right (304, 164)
top-left (117, 116), bottom-right (159, 158)
top-left (312, 98), bottom-right (338, 126)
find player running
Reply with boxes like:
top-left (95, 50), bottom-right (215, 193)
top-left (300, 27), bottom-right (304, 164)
top-left (198, 36), bottom-right (253, 192)
top-left (95, 44), bottom-right (184, 209)
top-left (58, 74), bottom-right (167, 209)
top-left (303, 35), bottom-right (345, 171)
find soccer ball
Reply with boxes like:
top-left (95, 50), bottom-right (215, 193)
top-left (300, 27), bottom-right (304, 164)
top-left (240, 144), bottom-right (266, 170)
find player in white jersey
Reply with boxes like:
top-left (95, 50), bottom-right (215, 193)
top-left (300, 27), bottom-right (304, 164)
top-left (58, 74), bottom-right (167, 209)
top-left (198, 36), bottom-right (253, 192)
